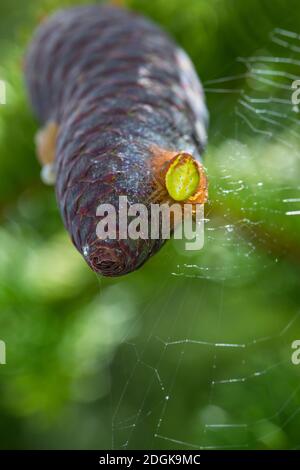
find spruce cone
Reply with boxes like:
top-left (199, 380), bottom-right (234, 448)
top-left (25, 5), bottom-right (208, 277)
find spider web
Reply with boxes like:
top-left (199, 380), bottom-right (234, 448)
top-left (109, 28), bottom-right (300, 450)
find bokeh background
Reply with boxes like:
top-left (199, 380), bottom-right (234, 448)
top-left (0, 0), bottom-right (300, 449)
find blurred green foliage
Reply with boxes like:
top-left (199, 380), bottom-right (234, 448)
top-left (0, 0), bottom-right (300, 450)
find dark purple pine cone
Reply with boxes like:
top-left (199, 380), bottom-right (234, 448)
top-left (25, 5), bottom-right (208, 277)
